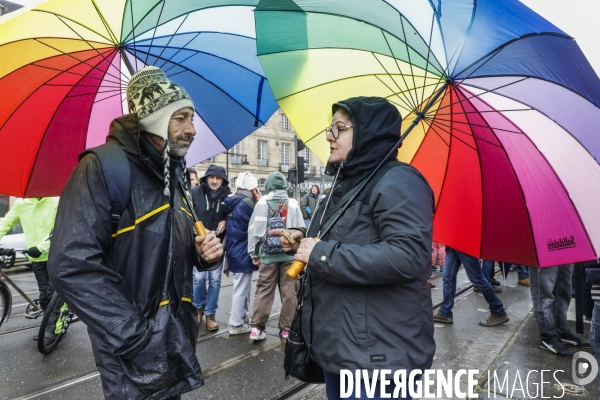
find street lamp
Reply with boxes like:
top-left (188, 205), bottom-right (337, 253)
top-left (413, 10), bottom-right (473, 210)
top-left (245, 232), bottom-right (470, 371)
top-left (225, 151), bottom-right (249, 178)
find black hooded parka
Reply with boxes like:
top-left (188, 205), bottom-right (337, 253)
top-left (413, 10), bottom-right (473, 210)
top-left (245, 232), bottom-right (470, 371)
top-left (49, 114), bottom-right (211, 399)
top-left (191, 165), bottom-right (230, 235)
top-left (302, 97), bottom-right (436, 375)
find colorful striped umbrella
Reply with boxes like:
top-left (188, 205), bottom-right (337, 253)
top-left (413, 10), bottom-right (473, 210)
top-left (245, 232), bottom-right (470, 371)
top-left (255, 0), bottom-right (600, 267)
top-left (0, 0), bottom-right (277, 197)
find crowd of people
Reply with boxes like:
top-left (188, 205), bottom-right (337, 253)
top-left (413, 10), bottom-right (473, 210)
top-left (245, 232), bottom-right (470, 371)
top-left (2, 66), bottom-right (598, 399)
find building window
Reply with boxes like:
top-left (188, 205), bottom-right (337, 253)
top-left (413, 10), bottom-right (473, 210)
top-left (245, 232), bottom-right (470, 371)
top-left (258, 140), bottom-right (268, 167)
top-left (231, 177), bottom-right (237, 188)
top-left (258, 178), bottom-right (266, 190)
top-left (281, 113), bottom-right (290, 131)
top-left (281, 143), bottom-right (290, 165)
top-left (304, 148), bottom-right (310, 170)
top-left (231, 141), bottom-right (243, 165)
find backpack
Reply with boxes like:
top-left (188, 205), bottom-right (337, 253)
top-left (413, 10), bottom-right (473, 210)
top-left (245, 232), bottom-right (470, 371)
top-left (260, 200), bottom-right (288, 254)
top-left (80, 142), bottom-right (131, 233)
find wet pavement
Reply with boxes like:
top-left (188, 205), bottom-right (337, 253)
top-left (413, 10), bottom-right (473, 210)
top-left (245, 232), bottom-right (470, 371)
top-left (1, 265), bottom-right (597, 399)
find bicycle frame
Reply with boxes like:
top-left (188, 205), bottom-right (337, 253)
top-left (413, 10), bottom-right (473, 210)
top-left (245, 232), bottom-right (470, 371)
top-left (0, 253), bottom-right (41, 311)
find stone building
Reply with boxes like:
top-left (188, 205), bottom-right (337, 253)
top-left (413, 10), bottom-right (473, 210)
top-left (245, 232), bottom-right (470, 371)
top-left (194, 109), bottom-right (331, 197)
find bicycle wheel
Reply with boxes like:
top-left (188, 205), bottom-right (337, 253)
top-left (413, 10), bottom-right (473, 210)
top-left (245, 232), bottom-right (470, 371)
top-left (38, 292), bottom-right (74, 354)
top-left (0, 280), bottom-right (11, 328)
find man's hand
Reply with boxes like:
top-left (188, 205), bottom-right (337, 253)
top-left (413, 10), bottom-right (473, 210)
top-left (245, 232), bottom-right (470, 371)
top-left (252, 258), bottom-right (260, 266)
top-left (195, 233), bottom-right (223, 263)
top-left (294, 238), bottom-right (318, 264)
top-left (267, 229), bottom-right (304, 252)
top-left (216, 220), bottom-right (226, 235)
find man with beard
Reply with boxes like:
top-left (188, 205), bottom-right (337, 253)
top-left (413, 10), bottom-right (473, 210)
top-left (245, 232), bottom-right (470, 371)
top-left (49, 66), bottom-right (223, 399)
top-left (191, 165), bottom-right (231, 330)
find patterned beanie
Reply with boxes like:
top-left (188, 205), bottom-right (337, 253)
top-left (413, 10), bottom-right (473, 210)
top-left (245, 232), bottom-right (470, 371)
top-left (127, 66), bottom-right (194, 197)
top-left (127, 66), bottom-right (194, 141)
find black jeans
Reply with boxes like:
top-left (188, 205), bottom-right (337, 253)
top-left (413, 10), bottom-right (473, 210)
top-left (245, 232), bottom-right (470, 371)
top-left (31, 261), bottom-right (54, 310)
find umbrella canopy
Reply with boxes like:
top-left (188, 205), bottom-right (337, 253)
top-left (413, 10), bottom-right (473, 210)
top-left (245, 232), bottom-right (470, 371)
top-left (0, 0), bottom-right (277, 197)
top-left (255, 0), bottom-right (600, 267)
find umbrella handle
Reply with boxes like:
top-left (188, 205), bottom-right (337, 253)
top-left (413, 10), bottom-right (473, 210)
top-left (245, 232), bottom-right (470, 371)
top-left (194, 221), bottom-right (208, 237)
top-left (286, 238), bottom-right (320, 279)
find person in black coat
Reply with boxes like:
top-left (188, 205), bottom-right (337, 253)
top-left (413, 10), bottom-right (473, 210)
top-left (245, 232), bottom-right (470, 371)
top-left (49, 66), bottom-right (222, 399)
top-left (279, 97), bottom-right (435, 399)
top-left (191, 165), bottom-right (231, 330)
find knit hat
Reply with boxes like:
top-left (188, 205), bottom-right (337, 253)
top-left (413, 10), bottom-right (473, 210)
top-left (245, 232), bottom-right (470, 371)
top-left (127, 66), bottom-right (194, 197)
top-left (236, 172), bottom-right (258, 191)
top-left (127, 66), bottom-right (194, 141)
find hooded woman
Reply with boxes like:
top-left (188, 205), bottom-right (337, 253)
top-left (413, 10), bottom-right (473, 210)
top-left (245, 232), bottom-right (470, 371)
top-left (281, 97), bottom-right (435, 399)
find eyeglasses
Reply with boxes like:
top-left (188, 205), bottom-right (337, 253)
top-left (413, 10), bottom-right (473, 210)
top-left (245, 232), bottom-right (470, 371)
top-left (325, 123), bottom-right (354, 139)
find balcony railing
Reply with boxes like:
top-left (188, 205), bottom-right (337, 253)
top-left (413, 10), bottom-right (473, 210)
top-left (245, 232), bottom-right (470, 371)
top-left (231, 155), bottom-right (243, 165)
top-left (258, 158), bottom-right (268, 167)
top-left (280, 164), bottom-right (290, 173)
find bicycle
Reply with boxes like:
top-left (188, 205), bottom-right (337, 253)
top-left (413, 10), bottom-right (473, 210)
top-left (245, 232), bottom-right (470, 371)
top-left (0, 248), bottom-right (75, 354)
top-left (0, 249), bottom-right (43, 327)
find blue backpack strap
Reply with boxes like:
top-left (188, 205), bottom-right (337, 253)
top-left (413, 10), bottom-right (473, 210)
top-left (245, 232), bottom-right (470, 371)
top-left (80, 142), bottom-right (131, 233)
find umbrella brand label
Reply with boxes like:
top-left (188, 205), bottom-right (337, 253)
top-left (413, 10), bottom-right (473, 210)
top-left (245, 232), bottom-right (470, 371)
top-left (547, 236), bottom-right (576, 251)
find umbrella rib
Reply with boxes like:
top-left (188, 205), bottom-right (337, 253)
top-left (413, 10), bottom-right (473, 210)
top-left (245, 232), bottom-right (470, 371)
top-left (31, 62), bottom-right (121, 87)
top-left (154, 14), bottom-right (190, 65)
top-left (34, 38), bottom-right (125, 87)
top-left (399, 16), bottom-right (422, 112)
top-left (92, 91), bottom-right (124, 104)
top-left (385, 82), bottom-right (443, 114)
top-left (47, 13), bottom-right (129, 83)
top-left (380, 31), bottom-right (419, 111)
top-left (371, 57), bottom-right (421, 113)
top-left (418, 11), bottom-right (438, 110)
top-left (428, 117), bottom-right (521, 145)
top-left (128, 0), bottom-right (139, 68)
top-left (90, 0), bottom-right (119, 44)
top-left (32, 9), bottom-right (114, 44)
top-left (144, 0), bottom-right (167, 66)
top-left (141, 50), bottom-right (269, 126)
top-left (434, 77), bottom-right (530, 113)
top-left (452, 32), bottom-right (572, 82)
top-left (134, 37), bottom-right (266, 79)
top-left (149, 32), bottom-right (200, 71)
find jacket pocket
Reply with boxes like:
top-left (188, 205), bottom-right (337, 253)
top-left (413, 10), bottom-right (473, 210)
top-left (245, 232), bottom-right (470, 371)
top-left (119, 304), bottom-right (203, 395)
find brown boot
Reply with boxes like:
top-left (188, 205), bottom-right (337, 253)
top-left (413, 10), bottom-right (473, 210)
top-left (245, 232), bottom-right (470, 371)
top-left (197, 307), bottom-right (204, 325)
top-left (206, 314), bottom-right (219, 331)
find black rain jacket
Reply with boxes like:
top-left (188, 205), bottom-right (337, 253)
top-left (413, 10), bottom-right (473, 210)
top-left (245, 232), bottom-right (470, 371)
top-left (302, 97), bottom-right (436, 374)
top-left (49, 114), bottom-right (213, 399)
top-left (191, 165), bottom-right (230, 235)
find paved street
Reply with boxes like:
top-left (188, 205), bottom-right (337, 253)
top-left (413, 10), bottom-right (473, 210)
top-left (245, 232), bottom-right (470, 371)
top-left (1, 265), bottom-right (598, 400)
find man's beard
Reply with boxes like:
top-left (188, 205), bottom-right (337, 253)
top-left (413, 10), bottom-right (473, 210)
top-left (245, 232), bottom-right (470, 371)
top-left (168, 134), bottom-right (190, 157)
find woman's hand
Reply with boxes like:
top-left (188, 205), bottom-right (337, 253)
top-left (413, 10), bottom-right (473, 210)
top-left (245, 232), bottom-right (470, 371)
top-left (216, 220), bottom-right (226, 235)
top-left (195, 233), bottom-right (223, 262)
top-left (252, 258), bottom-right (260, 266)
top-left (294, 238), bottom-right (318, 264)
top-left (267, 229), bottom-right (304, 252)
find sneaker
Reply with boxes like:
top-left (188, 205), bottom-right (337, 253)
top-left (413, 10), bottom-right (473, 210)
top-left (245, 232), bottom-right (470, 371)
top-left (541, 337), bottom-right (576, 357)
top-left (560, 332), bottom-right (591, 348)
top-left (518, 278), bottom-right (530, 287)
top-left (427, 282), bottom-right (436, 288)
top-left (25, 308), bottom-right (43, 319)
top-left (250, 327), bottom-right (266, 341)
top-left (229, 323), bottom-right (252, 336)
top-left (433, 312), bottom-right (453, 324)
top-left (479, 313), bottom-right (510, 327)
top-left (490, 278), bottom-right (501, 286)
top-left (280, 330), bottom-right (290, 339)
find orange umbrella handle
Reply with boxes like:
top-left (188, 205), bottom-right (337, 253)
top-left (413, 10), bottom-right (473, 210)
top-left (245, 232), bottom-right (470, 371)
top-left (286, 238), bottom-right (320, 279)
top-left (194, 221), bottom-right (208, 237)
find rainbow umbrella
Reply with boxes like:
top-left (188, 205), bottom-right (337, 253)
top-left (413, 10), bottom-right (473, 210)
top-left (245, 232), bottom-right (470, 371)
top-left (255, 0), bottom-right (600, 267)
top-left (0, 0), bottom-right (277, 197)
